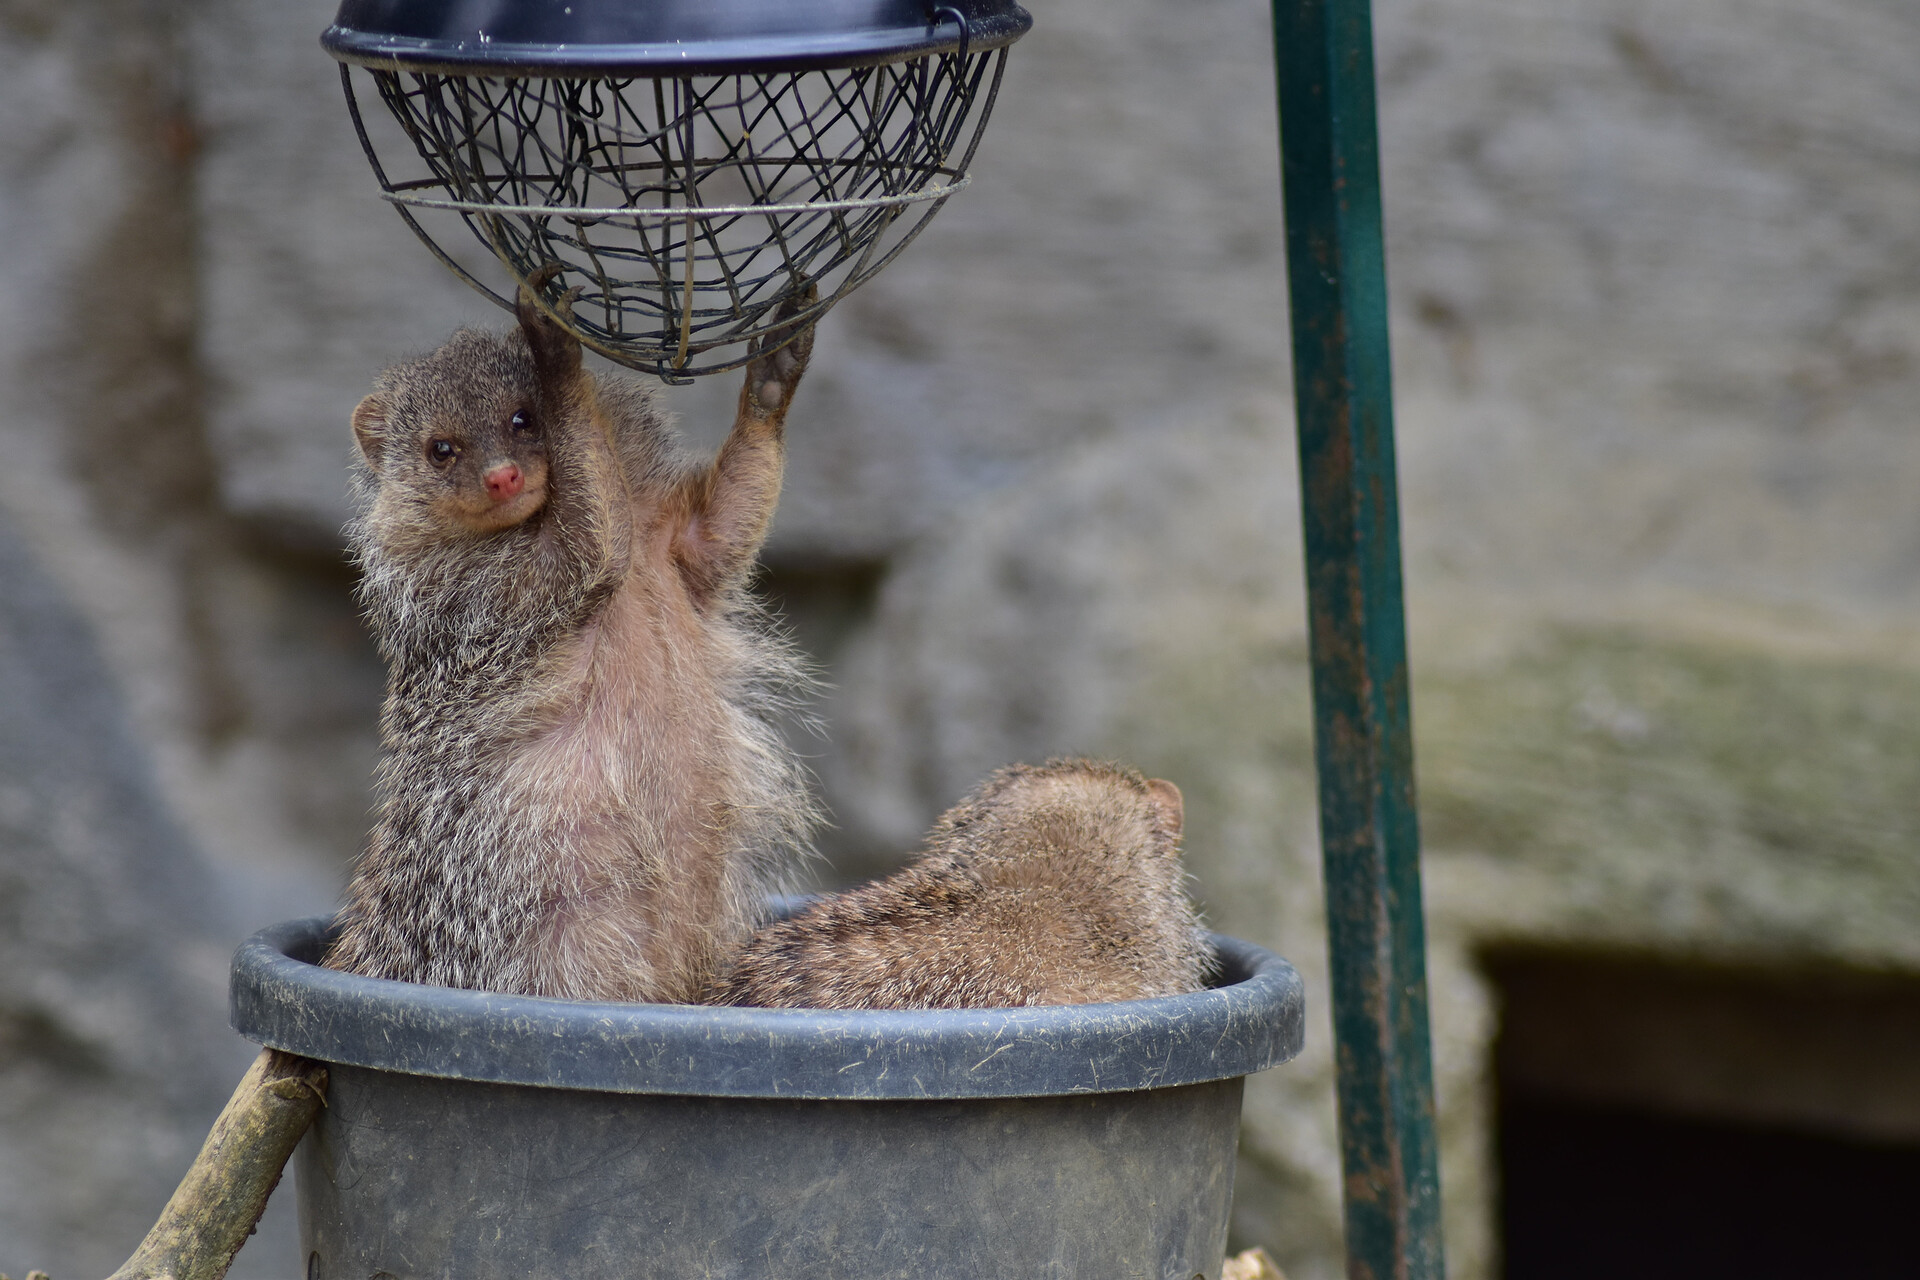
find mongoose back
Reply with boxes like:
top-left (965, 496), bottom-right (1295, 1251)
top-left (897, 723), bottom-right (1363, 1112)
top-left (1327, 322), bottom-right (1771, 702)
top-left (325, 275), bottom-right (820, 1004)
top-left (711, 759), bottom-right (1212, 1009)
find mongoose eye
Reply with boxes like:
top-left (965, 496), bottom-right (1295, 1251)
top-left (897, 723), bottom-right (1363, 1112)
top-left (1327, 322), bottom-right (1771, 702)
top-left (427, 438), bottom-right (458, 465)
top-left (510, 408), bottom-right (538, 436)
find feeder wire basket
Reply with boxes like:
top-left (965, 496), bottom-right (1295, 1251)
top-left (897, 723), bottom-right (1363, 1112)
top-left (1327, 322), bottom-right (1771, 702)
top-left (338, 20), bottom-right (1014, 381)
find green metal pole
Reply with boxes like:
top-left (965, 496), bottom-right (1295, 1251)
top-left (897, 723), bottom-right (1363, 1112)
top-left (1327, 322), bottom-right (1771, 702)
top-left (1269, 2), bottom-right (1446, 1279)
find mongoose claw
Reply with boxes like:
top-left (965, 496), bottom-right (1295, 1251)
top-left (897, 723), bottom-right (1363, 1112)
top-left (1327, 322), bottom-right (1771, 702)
top-left (524, 260), bottom-right (567, 294)
top-left (519, 264), bottom-right (582, 321)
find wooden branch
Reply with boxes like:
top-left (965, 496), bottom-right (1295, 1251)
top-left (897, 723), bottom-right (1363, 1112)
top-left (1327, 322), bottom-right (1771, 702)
top-left (107, 1048), bottom-right (328, 1280)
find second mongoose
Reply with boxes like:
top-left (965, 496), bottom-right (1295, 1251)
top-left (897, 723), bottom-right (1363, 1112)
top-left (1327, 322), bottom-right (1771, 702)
top-left (324, 273), bottom-right (820, 1004)
top-left (711, 759), bottom-right (1213, 1009)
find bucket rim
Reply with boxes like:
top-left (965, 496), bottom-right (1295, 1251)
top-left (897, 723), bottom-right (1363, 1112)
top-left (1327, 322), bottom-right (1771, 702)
top-left (232, 915), bottom-right (1304, 1099)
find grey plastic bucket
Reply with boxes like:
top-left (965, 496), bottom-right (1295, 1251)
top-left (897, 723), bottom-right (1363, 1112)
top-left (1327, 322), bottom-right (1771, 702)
top-left (231, 916), bottom-right (1304, 1280)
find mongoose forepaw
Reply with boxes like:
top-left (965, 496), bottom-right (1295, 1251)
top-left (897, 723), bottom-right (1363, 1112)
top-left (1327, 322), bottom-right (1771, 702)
top-left (515, 267), bottom-right (585, 380)
top-left (745, 286), bottom-right (819, 416)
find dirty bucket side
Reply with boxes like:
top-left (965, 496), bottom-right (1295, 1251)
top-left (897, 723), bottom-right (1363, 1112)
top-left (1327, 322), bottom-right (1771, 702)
top-left (234, 918), bottom-right (1305, 1280)
top-left (297, 1066), bottom-right (1244, 1280)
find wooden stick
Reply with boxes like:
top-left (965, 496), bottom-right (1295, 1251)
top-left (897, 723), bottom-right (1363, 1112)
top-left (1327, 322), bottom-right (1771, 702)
top-left (107, 1048), bottom-right (328, 1280)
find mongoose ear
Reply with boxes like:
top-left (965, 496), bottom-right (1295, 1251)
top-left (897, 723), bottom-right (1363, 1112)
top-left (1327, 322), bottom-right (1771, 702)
top-left (351, 393), bottom-right (391, 470)
top-left (516, 265), bottom-right (583, 383)
top-left (1145, 778), bottom-right (1185, 837)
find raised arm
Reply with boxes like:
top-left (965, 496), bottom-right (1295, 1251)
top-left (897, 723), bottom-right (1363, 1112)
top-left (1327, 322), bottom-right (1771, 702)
top-left (514, 271), bottom-right (633, 592)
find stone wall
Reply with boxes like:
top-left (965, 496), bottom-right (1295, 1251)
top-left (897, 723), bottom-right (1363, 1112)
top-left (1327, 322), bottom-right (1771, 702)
top-left (1, 0), bottom-right (1916, 1274)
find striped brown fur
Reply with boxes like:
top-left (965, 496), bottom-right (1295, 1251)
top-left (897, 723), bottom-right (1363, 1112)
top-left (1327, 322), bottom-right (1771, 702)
top-left (713, 759), bottom-right (1211, 1009)
top-left (325, 277), bottom-right (819, 1004)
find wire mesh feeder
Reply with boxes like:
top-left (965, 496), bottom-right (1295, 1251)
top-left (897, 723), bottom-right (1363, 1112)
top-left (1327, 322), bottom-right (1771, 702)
top-left (324, 0), bottom-right (1032, 381)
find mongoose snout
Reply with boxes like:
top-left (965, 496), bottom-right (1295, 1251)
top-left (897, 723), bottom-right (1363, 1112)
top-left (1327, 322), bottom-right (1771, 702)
top-left (482, 460), bottom-right (526, 500)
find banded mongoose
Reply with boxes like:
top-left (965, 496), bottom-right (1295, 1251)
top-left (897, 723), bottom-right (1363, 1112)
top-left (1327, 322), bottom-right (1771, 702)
top-left (711, 759), bottom-right (1212, 1009)
top-left (324, 272), bottom-right (820, 1003)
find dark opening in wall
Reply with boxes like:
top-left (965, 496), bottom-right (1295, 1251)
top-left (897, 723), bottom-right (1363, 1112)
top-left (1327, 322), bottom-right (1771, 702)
top-left (1484, 949), bottom-right (1920, 1280)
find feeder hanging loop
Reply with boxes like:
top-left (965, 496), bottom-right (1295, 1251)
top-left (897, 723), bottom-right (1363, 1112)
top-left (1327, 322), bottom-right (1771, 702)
top-left (928, 4), bottom-right (972, 66)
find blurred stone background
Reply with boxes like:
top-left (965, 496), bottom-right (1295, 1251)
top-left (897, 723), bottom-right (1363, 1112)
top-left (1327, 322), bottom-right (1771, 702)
top-left (3, 0), bottom-right (1918, 1275)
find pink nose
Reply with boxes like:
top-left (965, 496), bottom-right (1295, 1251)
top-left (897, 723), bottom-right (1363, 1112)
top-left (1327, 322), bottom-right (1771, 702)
top-left (484, 462), bottom-right (524, 500)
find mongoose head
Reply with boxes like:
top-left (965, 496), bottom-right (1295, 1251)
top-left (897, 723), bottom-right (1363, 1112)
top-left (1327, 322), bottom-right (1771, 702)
top-left (350, 273), bottom-right (583, 541)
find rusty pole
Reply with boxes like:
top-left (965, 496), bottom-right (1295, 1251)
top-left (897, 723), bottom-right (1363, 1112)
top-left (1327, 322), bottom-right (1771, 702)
top-left (1269, 0), bottom-right (1446, 1277)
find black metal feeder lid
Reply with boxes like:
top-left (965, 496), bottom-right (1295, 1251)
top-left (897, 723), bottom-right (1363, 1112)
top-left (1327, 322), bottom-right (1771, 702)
top-left (320, 0), bottom-right (1031, 378)
top-left (323, 0), bottom-right (1034, 76)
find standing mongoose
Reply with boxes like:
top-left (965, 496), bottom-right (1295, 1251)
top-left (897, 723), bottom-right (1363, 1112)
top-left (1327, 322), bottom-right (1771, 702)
top-left (711, 759), bottom-right (1213, 1009)
top-left (324, 272), bottom-right (820, 1004)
